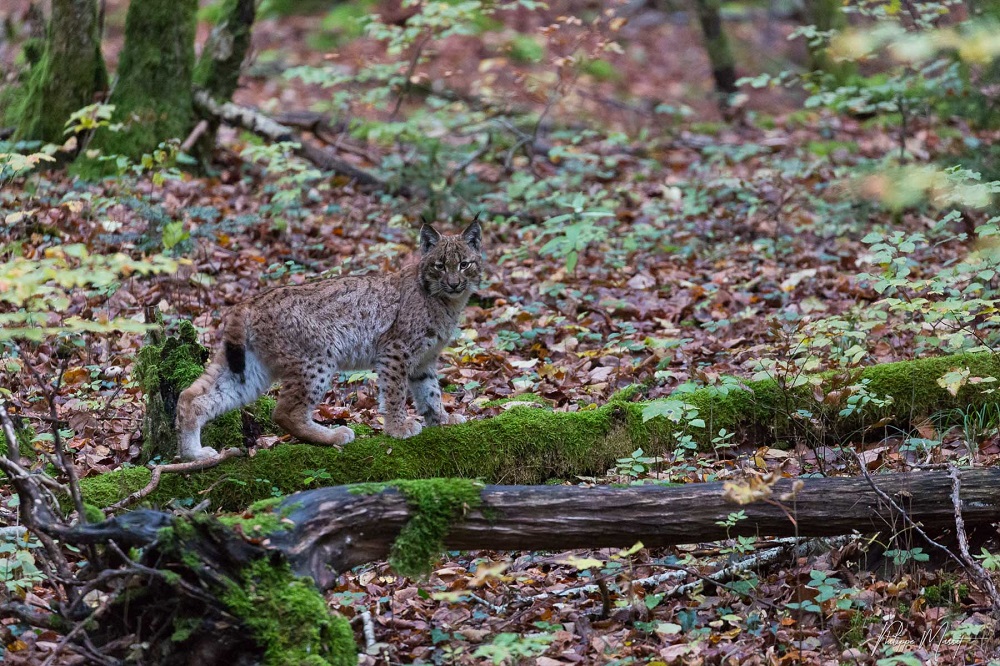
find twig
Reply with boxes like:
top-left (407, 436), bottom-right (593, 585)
top-left (360, 610), bottom-right (376, 650)
top-left (105, 447), bottom-right (245, 512)
top-left (0, 602), bottom-right (68, 631)
top-left (948, 465), bottom-right (1000, 616)
top-left (390, 32), bottom-right (432, 120)
top-left (180, 119), bottom-right (210, 153)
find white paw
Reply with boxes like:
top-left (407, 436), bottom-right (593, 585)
top-left (184, 446), bottom-right (219, 461)
top-left (385, 418), bottom-right (422, 439)
top-left (443, 413), bottom-right (467, 425)
top-left (332, 425), bottom-right (355, 446)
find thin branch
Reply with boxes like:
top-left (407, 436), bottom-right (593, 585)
top-left (390, 32), bottom-right (432, 120)
top-left (105, 447), bottom-right (245, 512)
top-left (948, 465), bottom-right (1000, 616)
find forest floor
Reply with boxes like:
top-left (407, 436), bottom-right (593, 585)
top-left (2, 0), bottom-right (1000, 663)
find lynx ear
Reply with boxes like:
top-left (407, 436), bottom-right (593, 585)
top-left (419, 222), bottom-right (442, 253)
top-left (462, 215), bottom-right (482, 252)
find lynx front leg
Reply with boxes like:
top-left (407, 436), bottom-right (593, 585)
top-left (408, 366), bottom-right (465, 427)
top-left (377, 347), bottom-right (421, 438)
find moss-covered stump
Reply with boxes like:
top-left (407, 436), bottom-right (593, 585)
top-left (82, 0), bottom-right (197, 165)
top-left (135, 319), bottom-right (276, 463)
top-left (90, 512), bottom-right (356, 665)
top-left (82, 351), bottom-right (1000, 511)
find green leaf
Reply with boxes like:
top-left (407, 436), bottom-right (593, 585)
top-left (162, 222), bottom-right (190, 250)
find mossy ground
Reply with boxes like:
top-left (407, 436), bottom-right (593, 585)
top-left (222, 558), bottom-right (356, 666)
top-left (80, 352), bottom-right (1000, 512)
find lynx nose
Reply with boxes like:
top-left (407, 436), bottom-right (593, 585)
top-left (445, 279), bottom-right (462, 291)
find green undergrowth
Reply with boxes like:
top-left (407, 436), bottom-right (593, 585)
top-left (80, 352), bottom-right (1000, 511)
top-left (349, 479), bottom-right (483, 578)
top-left (222, 558), bottom-right (356, 666)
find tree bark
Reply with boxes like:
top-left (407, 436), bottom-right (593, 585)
top-left (14, 0), bottom-right (108, 143)
top-left (192, 0), bottom-right (256, 160)
top-left (801, 0), bottom-right (852, 78)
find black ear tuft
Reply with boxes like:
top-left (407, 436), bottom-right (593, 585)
top-left (462, 217), bottom-right (482, 252)
top-left (420, 223), bottom-right (442, 253)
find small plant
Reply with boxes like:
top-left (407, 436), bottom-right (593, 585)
top-left (613, 448), bottom-right (663, 485)
top-left (884, 547), bottom-right (930, 566)
top-left (301, 468), bottom-right (333, 487)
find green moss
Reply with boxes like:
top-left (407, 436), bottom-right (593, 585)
top-left (82, 503), bottom-right (106, 523)
top-left (81, 465), bottom-right (151, 508)
top-left (80, 353), bottom-right (1000, 511)
top-left (349, 479), bottom-right (483, 578)
top-left (388, 479), bottom-right (482, 578)
top-left (84, 399), bottom-right (634, 510)
top-left (222, 558), bottom-right (356, 666)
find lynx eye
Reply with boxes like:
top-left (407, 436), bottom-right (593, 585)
top-left (434, 261), bottom-right (445, 270)
top-left (459, 261), bottom-right (471, 269)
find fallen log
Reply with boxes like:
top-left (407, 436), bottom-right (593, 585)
top-left (192, 89), bottom-right (393, 192)
top-left (79, 351), bottom-right (1000, 511)
top-left (264, 469), bottom-right (1000, 586)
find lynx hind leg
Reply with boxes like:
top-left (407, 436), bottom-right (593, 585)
top-left (176, 352), bottom-right (269, 460)
top-left (272, 369), bottom-right (355, 448)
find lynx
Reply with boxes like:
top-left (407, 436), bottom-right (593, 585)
top-left (175, 219), bottom-right (483, 460)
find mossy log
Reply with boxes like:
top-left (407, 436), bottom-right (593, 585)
top-left (80, 351), bottom-right (1000, 511)
top-left (268, 469), bottom-right (1000, 587)
top-left (58, 511), bottom-right (356, 665)
top-left (13, 0), bottom-right (108, 143)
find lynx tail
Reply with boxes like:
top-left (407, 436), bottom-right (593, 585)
top-left (222, 307), bottom-right (248, 375)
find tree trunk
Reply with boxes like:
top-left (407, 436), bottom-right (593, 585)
top-left (191, 0), bottom-right (256, 160)
top-left (801, 0), bottom-right (852, 78)
top-left (690, 0), bottom-right (737, 104)
top-left (13, 0), bottom-right (107, 143)
top-left (85, 0), bottom-right (197, 161)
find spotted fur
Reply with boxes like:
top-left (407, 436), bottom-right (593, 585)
top-left (174, 220), bottom-right (483, 460)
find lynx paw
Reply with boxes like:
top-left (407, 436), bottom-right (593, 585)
top-left (184, 446), bottom-right (219, 461)
top-left (385, 418), bottom-right (422, 439)
top-left (442, 413), bottom-right (467, 425)
top-left (331, 425), bottom-right (355, 447)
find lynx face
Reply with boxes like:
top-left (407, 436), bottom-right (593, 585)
top-left (418, 221), bottom-right (482, 300)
